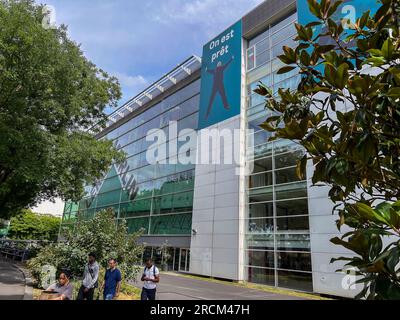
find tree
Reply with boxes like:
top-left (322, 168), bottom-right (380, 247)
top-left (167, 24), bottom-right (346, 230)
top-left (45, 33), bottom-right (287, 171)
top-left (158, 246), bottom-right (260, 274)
top-left (8, 209), bottom-right (61, 241)
top-left (255, 0), bottom-right (400, 299)
top-left (27, 209), bottom-right (144, 288)
top-left (0, 0), bottom-right (125, 219)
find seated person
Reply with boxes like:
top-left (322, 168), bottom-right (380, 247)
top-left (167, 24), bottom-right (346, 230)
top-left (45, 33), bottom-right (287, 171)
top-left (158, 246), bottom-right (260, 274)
top-left (46, 270), bottom-right (73, 300)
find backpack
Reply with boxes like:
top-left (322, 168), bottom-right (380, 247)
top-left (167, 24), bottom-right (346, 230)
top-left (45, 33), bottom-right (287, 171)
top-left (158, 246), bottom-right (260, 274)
top-left (144, 265), bottom-right (157, 278)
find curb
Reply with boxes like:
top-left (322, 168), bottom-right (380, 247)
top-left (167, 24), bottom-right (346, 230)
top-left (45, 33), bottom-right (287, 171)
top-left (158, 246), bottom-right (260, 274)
top-left (13, 263), bottom-right (34, 300)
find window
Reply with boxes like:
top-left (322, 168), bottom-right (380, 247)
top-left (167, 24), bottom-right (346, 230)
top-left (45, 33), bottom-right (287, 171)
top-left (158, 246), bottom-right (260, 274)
top-left (275, 149), bottom-right (305, 169)
top-left (276, 216), bottom-right (310, 232)
top-left (150, 213), bottom-right (192, 235)
top-left (247, 46), bottom-right (256, 71)
top-left (255, 50), bottom-right (271, 67)
top-left (120, 199), bottom-right (151, 218)
top-left (247, 250), bottom-right (275, 269)
top-left (276, 199), bottom-right (308, 217)
top-left (253, 156), bottom-right (273, 173)
top-left (275, 167), bottom-right (303, 185)
top-left (247, 218), bottom-right (274, 234)
top-left (249, 171), bottom-right (273, 189)
top-left (249, 202), bottom-right (274, 219)
top-left (247, 267), bottom-right (275, 286)
top-left (126, 217), bottom-right (149, 234)
top-left (96, 190), bottom-right (121, 207)
top-left (276, 234), bottom-right (311, 252)
top-left (247, 13), bottom-right (297, 73)
top-left (249, 188), bottom-right (274, 203)
top-left (277, 252), bottom-right (312, 272)
top-left (277, 270), bottom-right (313, 292)
top-left (275, 182), bottom-right (308, 200)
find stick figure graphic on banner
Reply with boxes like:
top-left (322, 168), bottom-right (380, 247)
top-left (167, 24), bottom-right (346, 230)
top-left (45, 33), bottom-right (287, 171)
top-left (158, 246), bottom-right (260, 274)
top-left (205, 55), bottom-right (234, 120)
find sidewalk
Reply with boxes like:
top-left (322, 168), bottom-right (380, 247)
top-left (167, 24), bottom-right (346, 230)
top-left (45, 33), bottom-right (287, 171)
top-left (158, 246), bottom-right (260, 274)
top-left (0, 257), bottom-right (31, 300)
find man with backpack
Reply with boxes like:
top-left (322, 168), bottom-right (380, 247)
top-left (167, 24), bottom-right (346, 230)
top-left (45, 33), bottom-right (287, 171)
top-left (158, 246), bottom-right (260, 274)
top-left (77, 252), bottom-right (99, 300)
top-left (141, 257), bottom-right (160, 300)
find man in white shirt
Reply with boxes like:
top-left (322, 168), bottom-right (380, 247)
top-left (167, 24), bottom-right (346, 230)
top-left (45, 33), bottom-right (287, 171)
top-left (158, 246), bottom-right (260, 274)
top-left (140, 257), bottom-right (160, 300)
top-left (77, 252), bottom-right (99, 300)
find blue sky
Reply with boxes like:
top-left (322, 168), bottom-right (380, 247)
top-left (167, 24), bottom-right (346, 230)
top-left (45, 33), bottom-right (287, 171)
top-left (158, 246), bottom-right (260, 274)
top-left (38, 0), bottom-right (264, 113)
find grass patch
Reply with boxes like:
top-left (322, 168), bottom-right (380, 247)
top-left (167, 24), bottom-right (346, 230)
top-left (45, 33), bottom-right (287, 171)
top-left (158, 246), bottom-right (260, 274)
top-left (32, 281), bottom-right (141, 300)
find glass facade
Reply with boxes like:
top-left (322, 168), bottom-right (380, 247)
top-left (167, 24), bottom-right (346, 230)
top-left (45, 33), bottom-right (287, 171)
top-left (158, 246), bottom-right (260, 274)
top-left (245, 12), bottom-right (313, 292)
top-left (61, 79), bottom-right (201, 237)
top-left (141, 247), bottom-right (191, 273)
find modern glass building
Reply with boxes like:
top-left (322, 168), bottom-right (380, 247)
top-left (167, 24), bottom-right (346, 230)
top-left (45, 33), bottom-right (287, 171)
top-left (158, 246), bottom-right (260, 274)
top-left (62, 56), bottom-right (202, 272)
top-left (61, 0), bottom-right (375, 298)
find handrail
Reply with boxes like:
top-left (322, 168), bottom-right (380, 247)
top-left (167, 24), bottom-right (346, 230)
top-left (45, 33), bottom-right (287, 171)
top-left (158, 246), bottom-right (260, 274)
top-left (0, 239), bottom-right (52, 262)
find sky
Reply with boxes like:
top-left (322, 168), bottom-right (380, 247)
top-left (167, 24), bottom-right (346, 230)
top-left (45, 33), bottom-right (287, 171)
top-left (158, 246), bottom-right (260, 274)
top-left (38, 0), bottom-right (265, 113)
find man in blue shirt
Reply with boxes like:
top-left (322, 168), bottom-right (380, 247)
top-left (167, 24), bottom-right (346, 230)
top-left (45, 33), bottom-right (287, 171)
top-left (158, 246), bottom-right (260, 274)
top-left (101, 258), bottom-right (122, 300)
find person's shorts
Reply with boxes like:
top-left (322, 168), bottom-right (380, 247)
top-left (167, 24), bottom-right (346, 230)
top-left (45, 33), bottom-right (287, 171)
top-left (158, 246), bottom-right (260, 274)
top-left (141, 288), bottom-right (156, 301)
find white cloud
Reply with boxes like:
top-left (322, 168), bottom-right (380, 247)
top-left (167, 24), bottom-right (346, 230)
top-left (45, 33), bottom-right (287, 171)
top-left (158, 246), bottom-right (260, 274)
top-left (39, 0), bottom-right (266, 107)
top-left (153, 0), bottom-right (264, 37)
top-left (113, 72), bottom-right (150, 103)
top-left (116, 73), bottom-right (149, 90)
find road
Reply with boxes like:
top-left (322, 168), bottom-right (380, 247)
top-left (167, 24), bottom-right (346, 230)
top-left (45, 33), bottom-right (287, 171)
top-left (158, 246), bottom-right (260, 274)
top-left (0, 258), bottom-right (26, 300)
top-left (132, 272), bottom-right (309, 300)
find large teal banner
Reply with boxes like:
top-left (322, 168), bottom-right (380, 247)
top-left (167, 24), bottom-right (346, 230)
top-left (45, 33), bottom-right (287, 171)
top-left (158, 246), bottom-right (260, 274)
top-left (198, 20), bottom-right (242, 130)
top-left (297, 0), bottom-right (380, 41)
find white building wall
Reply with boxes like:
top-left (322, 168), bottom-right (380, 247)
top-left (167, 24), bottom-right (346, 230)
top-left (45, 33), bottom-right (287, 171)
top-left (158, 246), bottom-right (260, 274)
top-left (190, 116), bottom-right (243, 280)
top-left (308, 97), bottom-right (363, 298)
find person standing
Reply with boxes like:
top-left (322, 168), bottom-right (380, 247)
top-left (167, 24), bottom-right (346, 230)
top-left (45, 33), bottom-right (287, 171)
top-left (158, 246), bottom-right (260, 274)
top-left (141, 258), bottom-right (160, 301)
top-left (77, 252), bottom-right (99, 301)
top-left (101, 258), bottom-right (122, 300)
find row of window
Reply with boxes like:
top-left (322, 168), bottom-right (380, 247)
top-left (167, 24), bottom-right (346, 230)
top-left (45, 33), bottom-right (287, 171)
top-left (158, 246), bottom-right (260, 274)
top-left (248, 181), bottom-right (308, 202)
top-left (247, 13), bottom-right (297, 72)
top-left (247, 215), bottom-right (310, 233)
top-left (107, 80), bottom-right (201, 141)
top-left (247, 267), bottom-right (313, 292)
top-left (81, 169), bottom-right (195, 208)
top-left (246, 233), bottom-right (311, 252)
top-left (247, 73), bottom-right (300, 112)
top-left (248, 140), bottom-right (303, 160)
top-left (247, 250), bottom-right (312, 272)
top-left (114, 95), bottom-right (199, 149)
top-left (117, 112), bottom-right (199, 158)
top-left (247, 36), bottom-right (297, 71)
top-left (89, 143), bottom-right (304, 200)
top-left (89, 156), bottom-right (196, 196)
top-left (248, 198), bottom-right (308, 218)
top-left (61, 212), bottom-right (193, 236)
top-left (248, 12), bottom-right (297, 48)
top-left (64, 170), bottom-right (196, 217)
top-left (64, 191), bottom-right (193, 222)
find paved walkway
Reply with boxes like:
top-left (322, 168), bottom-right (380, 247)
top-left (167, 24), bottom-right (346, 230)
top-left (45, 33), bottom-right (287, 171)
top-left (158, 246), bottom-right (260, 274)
top-left (0, 258), bottom-right (26, 300)
top-left (132, 272), bottom-right (310, 300)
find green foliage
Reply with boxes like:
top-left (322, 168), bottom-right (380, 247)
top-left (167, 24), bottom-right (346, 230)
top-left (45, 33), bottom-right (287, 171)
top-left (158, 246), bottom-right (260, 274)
top-left (0, 0), bottom-right (125, 219)
top-left (255, 0), bottom-right (400, 299)
top-left (8, 209), bottom-right (60, 241)
top-left (27, 209), bottom-right (144, 288)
